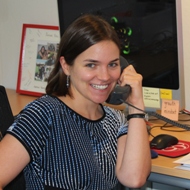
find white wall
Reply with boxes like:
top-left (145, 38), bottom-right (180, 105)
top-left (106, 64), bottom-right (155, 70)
top-left (181, 0), bottom-right (190, 110)
top-left (0, 0), bottom-right (59, 89)
top-left (0, 0), bottom-right (190, 110)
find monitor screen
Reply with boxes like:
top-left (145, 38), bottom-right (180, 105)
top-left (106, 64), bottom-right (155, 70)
top-left (57, 0), bottom-right (179, 91)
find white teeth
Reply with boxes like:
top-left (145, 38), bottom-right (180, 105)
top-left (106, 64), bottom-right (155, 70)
top-left (92, 84), bottom-right (108, 90)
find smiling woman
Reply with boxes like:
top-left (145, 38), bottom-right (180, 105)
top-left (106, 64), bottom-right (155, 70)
top-left (0, 14), bottom-right (151, 190)
top-left (46, 15), bottom-right (121, 98)
top-left (58, 40), bottom-right (120, 106)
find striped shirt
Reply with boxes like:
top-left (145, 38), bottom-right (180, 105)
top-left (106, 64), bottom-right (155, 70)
top-left (7, 95), bottom-right (128, 190)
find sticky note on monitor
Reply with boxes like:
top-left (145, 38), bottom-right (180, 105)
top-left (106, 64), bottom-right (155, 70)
top-left (143, 87), bottom-right (160, 108)
top-left (160, 89), bottom-right (172, 100)
top-left (161, 99), bottom-right (179, 121)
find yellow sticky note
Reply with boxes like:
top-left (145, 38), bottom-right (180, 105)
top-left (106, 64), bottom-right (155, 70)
top-left (161, 99), bottom-right (179, 121)
top-left (143, 87), bottom-right (160, 108)
top-left (160, 89), bottom-right (172, 100)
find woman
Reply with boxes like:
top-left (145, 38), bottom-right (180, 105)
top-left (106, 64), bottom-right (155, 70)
top-left (37, 45), bottom-right (46, 59)
top-left (0, 14), bottom-right (151, 190)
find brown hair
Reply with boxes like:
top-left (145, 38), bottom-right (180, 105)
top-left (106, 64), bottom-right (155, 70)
top-left (46, 14), bottom-right (121, 96)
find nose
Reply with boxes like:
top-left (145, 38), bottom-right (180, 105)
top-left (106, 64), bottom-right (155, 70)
top-left (97, 67), bottom-right (110, 81)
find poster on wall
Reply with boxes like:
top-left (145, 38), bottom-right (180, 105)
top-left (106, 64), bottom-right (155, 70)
top-left (16, 24), bottom-right (60, 96)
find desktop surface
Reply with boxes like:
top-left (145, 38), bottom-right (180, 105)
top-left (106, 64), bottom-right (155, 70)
top-left (149, 125), bottom-right (190, 179)
top-left (6, 89), bottom-right (38, 115)
top-left (148, 117), bottom-right (190, 189)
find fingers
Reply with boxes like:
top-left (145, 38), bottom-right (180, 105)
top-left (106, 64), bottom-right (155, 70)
top-left (119, 65), bottom-right (142, 87)
top-left (118, 65), bottom-right (144, 109)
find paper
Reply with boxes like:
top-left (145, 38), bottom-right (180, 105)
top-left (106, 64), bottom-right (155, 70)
top-left (174, 153), bottom-right (190, 170)
top-left (143, 87), bottom-right (160, 108)
top-left (161, 99), bottom-right (179, 121)
top-left (160, 89), bottom-right (172, 100)
top-left (175, 165), bottom-right (190, 171)
top-left (174, 153), bottom-right (190, 165)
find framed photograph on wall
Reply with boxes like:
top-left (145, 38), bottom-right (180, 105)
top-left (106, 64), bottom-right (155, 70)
top-left (16, 24), bottom-right (60, 96)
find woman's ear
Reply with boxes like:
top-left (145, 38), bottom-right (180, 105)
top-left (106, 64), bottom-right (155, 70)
top-left (60, 56), bottom-right (70, 75)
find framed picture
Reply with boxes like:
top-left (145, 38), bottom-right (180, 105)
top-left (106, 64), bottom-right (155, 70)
top-left (16, 24), bottom-right (60, 96)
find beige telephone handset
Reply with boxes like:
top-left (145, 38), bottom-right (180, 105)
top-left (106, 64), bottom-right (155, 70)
top-left (106, 56), bottom-right (131, 105)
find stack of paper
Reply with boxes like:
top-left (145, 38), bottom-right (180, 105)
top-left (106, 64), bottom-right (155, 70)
top-left (173, 153), bottom-right (190, 171)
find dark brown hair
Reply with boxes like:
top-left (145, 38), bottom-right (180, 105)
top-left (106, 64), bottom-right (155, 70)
top-left (46, 14), bottom-right (121, 96)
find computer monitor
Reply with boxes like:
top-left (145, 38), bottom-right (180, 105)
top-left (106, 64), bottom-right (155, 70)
top-left (57, 0), bottom-right (185, 110)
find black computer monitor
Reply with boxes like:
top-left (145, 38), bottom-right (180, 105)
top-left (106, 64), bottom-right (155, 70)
top-left (57, 0), bottom-right (184, 110)
top-left (57, 0), bottom-right (179, 90)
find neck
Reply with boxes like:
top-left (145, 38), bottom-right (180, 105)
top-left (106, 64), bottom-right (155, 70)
top-left (58, 95), bottom-right (103, 120)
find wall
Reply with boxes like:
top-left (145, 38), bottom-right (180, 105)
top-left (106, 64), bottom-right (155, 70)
top-left (181, 0), bottom-right (190, 110)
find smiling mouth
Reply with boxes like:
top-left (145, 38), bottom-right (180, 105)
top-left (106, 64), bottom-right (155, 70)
top-left (91, 84), bottom-right (108, 90)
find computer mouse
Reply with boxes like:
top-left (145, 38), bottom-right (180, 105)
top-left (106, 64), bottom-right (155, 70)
top-left (150, 134), bottom-right (178, 149)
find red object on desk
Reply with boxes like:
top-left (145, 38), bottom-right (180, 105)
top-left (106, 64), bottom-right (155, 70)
top-left (151, 140), bottom-right (190, 158)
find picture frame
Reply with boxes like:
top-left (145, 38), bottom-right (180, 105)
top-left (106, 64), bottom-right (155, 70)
top-left (16, 24), bottom-right (60, 96)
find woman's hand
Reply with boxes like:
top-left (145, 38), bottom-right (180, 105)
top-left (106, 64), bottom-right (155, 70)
top-left (118, 65), bottom-right (144, 111)
top-left (116, 65), bottom-right (151, 188)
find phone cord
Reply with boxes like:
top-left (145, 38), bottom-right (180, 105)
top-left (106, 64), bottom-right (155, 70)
top-left (120, 99), bottom-right (190, 131)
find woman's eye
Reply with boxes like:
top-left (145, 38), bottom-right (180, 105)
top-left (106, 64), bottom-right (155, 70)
top-left (109, 62), bottom-right (118, 68)
top-left (86, 63), bottom-right (95, 68)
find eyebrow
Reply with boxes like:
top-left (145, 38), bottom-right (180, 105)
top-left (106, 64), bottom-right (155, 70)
top-left (83, 59), bottom-right (98, 63)
top-left (83, 58), bottom-right (119, 63)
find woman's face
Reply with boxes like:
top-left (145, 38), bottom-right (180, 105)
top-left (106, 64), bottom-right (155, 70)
top-left (65, 40), bottom-right (120, 104)
top-left (41, 47), bottom-right (45, 52)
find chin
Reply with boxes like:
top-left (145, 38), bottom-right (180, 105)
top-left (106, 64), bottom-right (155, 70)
top-left (90, 91), bottom-right (111, 104)
top-left (93, 97), bottom-right (109, 104)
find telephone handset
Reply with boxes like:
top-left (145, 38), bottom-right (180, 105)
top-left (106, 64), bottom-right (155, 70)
top-left (106, 56), bottom-right (131, 105)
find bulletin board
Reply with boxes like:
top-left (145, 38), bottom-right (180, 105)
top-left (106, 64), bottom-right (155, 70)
top-left (16, 24), bottom-right (60, 96)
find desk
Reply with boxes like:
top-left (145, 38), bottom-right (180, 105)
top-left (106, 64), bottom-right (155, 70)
top-left (6, 89), bottom-right (190, 189)
top-left (6, 89), bottom-right (127, 114)
top-left (6, 89), bottom-right (37, 115)
top-left (148, 119), bottom-right (190, 189)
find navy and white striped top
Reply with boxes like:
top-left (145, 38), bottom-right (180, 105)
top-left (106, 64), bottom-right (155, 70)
top-left (7, 95), bottom-right (128, 190)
